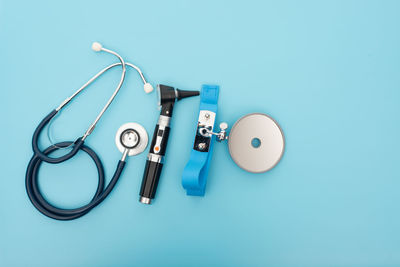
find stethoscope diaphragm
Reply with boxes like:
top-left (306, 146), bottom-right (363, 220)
top-left (228, 113), bottom-right (285, 173)
top-left (115, 123), bottom-right (148, 156)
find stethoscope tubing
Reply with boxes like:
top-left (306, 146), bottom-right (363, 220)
top-left (26, 141), bottom-right (126, 220)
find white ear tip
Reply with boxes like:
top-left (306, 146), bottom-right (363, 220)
top-left (144, 83), bottom-right (154, 94)
top-left (92, 42), bottom-right (103, 52)
top-left (220, 122), bottom-right (228, 130)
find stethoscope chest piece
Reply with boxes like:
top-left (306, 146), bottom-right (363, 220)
top-left (228, 113), bottom-right (285, 173)
top-left (115, 123), bottom-right (148, 156)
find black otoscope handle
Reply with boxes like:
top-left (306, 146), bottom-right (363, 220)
top-left (139, 85), bottom-right (199, 203)
top-left (140, 112), bottom-right (172, 204)
top-left (140, 160), bottom-right (163, 201)
top-left (32, 109), bottom-right (84, 164)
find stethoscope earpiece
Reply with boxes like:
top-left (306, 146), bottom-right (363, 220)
top-left (91, 42), bottom-right (103, 52)
top-left (144, 83), bottom-right (154, 93)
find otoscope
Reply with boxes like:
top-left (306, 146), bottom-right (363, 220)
top-left (139, 84), bottom-right (200, 204)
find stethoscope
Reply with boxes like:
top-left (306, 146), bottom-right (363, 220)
top-left (26, 42), bottom-right (152, 220)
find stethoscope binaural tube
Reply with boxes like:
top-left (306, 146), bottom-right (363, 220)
top-left (32, 42), bottom-right (127, 163)
top-left (32, 60), bottom-right (153, 163)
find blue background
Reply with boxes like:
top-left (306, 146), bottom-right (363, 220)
top-left (1, 0), bottom-right (399, 266)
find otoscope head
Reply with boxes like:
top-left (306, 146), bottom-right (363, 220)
top-left (157, 84), bottom-right (200, 106)
top-left (157, 85), bottom-right (176, 106)
top-left (157, 84), bottom-right (200, 117)
top-left (176, 89), bottom-right (200, 101)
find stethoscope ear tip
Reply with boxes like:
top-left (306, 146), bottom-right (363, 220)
top-left (92, 42), bottom-right (103, 52)
top-left (144, 83), bottom-right (154, 94)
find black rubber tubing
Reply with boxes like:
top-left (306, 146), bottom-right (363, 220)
top-left (26, 141), bottom-right (126, 220)
top-left (32, 110), bottom-right (85, 164)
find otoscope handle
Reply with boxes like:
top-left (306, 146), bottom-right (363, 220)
top-left (139, 119), bottom-right (171, 204)
top-left (140, 160), bottom-right (163, 203)
top-left (139, 84), bottom-right (199, 204)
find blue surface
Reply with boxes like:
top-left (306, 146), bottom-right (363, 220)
top-left (1, 0), bottom-right (400, 266)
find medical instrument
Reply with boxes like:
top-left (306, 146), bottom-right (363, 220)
top-left (139, 84), bottom-right (200, 204)
top-left (26, 42), bottom-right (153, 220)
top-left (181, 85), bottom-right (219, 196)
top-left (115, 123), bottom-right (148, 158)
top-left (182, 85), bottom-right (285, 196)
top-left (227, 113), bottom-right (285, 173)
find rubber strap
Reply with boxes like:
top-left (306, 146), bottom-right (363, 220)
top-left (182, 85), bottom-right (219, 196)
